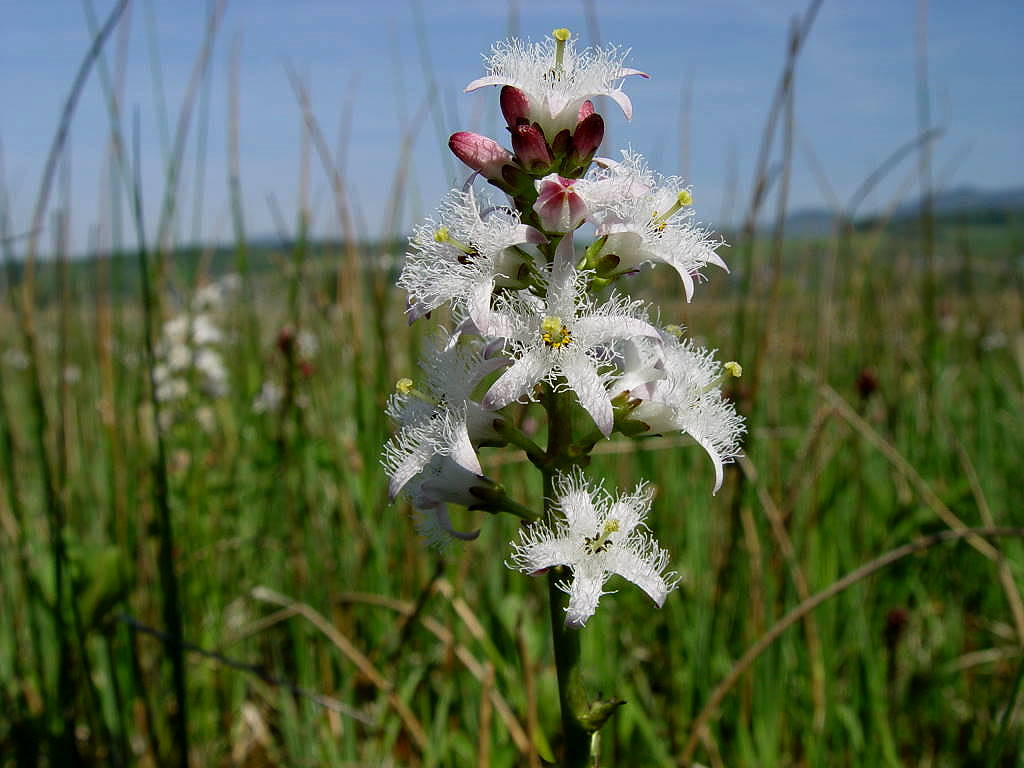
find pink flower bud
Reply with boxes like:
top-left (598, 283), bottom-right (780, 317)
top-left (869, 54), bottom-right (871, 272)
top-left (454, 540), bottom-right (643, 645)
top-left (533, 174), bottom-right (588, 233)
top-left (570, 113), bottom-right (604, 162)
top-left (577, 100), bottom-right (595, 122)
top-left (448, 132), bottom-right (513, 180)
top-left (500, 85), bottom-right (530, 126)
top-left (511, 124), bottom-right (553, 171)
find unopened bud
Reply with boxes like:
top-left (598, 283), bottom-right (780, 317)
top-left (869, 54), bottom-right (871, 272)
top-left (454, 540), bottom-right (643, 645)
top-left (449, 131), bottom-right (514, 181)
top-left (511, 123), bottom-right (553, 171)
top-left (570, 112), bottom-right (604, 164)
top-left (500, 85), bottom-right (530, 126)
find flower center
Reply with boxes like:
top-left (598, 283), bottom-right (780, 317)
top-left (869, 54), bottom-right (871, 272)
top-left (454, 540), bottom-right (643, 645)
top-left (583, 518), bottom-right (620, 555)
top-left (540, 315), bottom-right (572, 348)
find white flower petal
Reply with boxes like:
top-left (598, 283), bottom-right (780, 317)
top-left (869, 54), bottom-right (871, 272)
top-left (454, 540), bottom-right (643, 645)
top-left (605, 89), bottom-right (634, 120)
top-left (575, 315), bottom-right (660, 346)
top-left (609, 545), bottom-right (672, 607)
top-left (481, 348), bottom-right (548, 409)
top-left (565, 568), bottom-right (606, 627)
top-left (464, 74), bottom-right (506, 92)
top-left (560, 348), bottom-right (613, 436)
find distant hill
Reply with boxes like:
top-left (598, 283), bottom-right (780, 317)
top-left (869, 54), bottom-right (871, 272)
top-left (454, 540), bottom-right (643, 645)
top-left (776, 185), bottom-right (1024, 237)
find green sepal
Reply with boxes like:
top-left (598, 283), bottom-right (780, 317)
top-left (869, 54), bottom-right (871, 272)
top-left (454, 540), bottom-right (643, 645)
top-left (583, 235), bottom-right (608, 269)
top-left (579, 697), bottom-right (626, 732)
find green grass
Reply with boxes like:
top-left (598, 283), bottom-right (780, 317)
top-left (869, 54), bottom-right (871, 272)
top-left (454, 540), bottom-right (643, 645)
top-left (1, 211), bottom-right (1022, 766)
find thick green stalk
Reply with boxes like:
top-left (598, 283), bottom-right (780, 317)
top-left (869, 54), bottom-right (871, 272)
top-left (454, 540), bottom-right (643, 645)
top-left (543, 387), bottom-right (591, 766)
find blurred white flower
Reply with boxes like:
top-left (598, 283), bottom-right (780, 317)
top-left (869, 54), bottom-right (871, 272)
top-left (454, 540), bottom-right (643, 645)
top-left (3, 348), bottom-right (28, 370)
top-left (297, 330), bottom-right (319, 358)
top-left (509, 469), bottom-right (678, 627)
top-left (253, 381), bottom-right (284, 414)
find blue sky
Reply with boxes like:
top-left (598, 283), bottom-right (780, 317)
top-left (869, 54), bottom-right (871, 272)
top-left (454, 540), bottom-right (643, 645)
top-left (1, 0), bottom-right (1022, 254)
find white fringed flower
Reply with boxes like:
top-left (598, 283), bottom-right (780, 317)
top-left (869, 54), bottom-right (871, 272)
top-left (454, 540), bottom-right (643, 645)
top-left (615, 330), bottom-right (745, 493)
top-left (508, 469), bottom-right (679, 627)
top-left (382, 333), bottom-right (506, 501)
top-left (400, 188), bottom-right (545, 332)
top-left (465, 31), bottom-right (647, 138)
top-left (481, 237), bottom-right (660, 436)
top-left (577, 151), bottom-right (727, 301)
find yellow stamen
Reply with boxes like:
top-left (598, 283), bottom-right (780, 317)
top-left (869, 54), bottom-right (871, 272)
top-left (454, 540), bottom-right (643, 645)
top-left (395, 377), bottom-right (437, 405)
top-left (651, 190), bottom-right (695, 230)
top-left (699, 361), bottom-right (743, 396)
top-left (664, 324), bottom-right (685, 339)
top-left (583, 518), bottom-right (620, 555)
top-left (434, 226), bottom-right (475, 256)
top-left (552, 28), bottom-right (571, 72)
top-left (540, 315), bottom-right (572, 349)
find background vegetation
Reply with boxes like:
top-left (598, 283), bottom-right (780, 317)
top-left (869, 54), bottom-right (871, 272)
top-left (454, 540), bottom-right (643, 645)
top-left (1, 1), bottom-right (1022, 766)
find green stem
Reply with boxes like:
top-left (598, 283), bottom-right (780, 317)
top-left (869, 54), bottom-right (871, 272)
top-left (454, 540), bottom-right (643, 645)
top-left (492, 417), bottom-right (546, 468)
top-left (543, 386), bottom-right (591, 766)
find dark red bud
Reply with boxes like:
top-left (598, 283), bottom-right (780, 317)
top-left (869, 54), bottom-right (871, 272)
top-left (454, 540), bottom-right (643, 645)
top-left (856, 367), bottom-right (879, 400)
top-left (500, 86), bottom-right (530, 126)
top-left (511, 123), bottom-right (553, 171)
top-left (276, 326), bottom-right (296, 356)
top-left (571, 113), bottom-right (604, 162)
top-left (549, 128), bottom-right (571, 158)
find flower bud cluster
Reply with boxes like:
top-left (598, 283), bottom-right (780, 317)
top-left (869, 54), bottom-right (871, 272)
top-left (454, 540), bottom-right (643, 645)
top-left (383, 30), bottom-right (745, 622)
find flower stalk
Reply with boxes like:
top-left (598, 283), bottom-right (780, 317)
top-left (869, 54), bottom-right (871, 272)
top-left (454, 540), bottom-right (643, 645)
top-left (383, 26), bottom-right (744, 763)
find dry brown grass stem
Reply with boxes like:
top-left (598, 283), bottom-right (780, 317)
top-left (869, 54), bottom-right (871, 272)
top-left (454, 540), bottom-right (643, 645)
top-left (250, 586), bottom-right (429, 752)
top-left (285, 69), bottom-right (363, 338)
top-left (476, 662), bottom-right (495, 768)
top-left (335, 590), bottom-right (533, 756)
top-left (153, 0), bottom-right (227, 271)
top-left (515, 621), bottom-right (543, 768)
top-left (680, 526), bottom-right (1024, 764)
top-left (816, 380), bottom-right (1009, 565)
top-left (953, 437), bottom-right (1024, 645)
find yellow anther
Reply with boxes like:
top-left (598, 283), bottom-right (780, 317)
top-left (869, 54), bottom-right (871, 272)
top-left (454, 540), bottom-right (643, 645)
top-left (433, 226), bottom-right (450, 243)
top-left (540, 315), bottom-right (572, 348)
top-left (664, 324), bottom-right (685, 339)
top-left (602, 519), bottom-right (620, 535)
top-left (724, 361), bottom-right (743, 378)
top-left (396, 378), bottom-right (414, 394)
top-left (552, 28), bottom-right (571, 42)
top-left (677, 189), bottom-right (693, 207)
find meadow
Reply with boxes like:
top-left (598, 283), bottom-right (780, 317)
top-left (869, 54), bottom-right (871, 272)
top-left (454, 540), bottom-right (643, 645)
top-left (2, 3), bottom-right (1023, 767)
